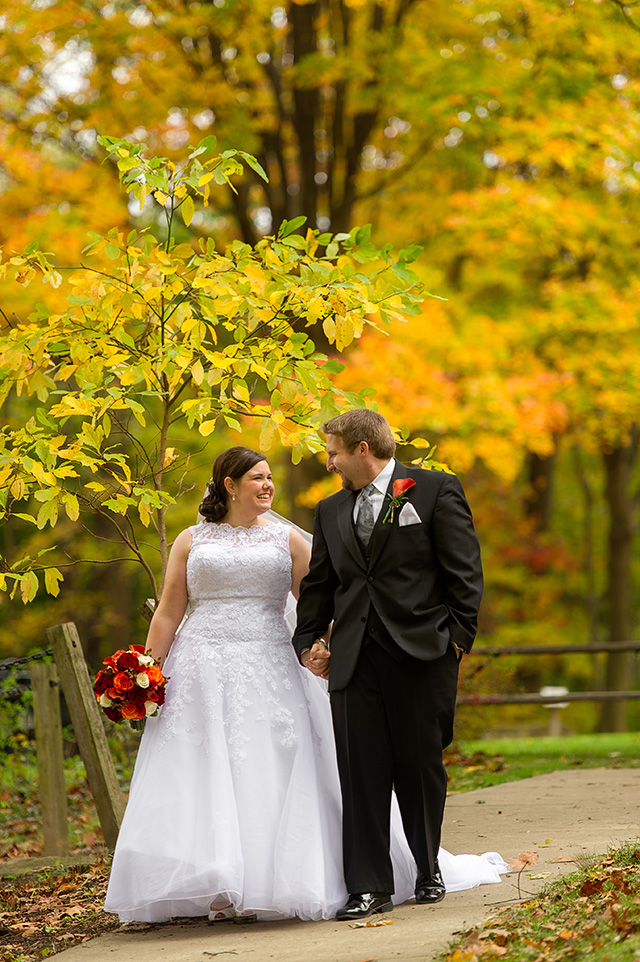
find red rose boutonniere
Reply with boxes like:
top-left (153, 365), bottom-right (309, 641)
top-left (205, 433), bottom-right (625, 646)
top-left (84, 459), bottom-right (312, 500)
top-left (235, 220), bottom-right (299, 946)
top-left (382, 478), bottom-right (416, 524)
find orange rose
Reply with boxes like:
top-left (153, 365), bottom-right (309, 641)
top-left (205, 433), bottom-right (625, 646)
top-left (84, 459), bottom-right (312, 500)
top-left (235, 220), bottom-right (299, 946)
top-left (113, 671), bottom-right (134, 691)
top-left (146, 665), bottom-right (165, 687)
top-left (121, 703), bottom-right (146, 721)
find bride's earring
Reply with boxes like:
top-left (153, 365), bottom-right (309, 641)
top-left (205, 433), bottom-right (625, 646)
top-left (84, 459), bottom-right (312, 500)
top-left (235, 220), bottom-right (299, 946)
top-left (232, 494), bottom-right (236, 501)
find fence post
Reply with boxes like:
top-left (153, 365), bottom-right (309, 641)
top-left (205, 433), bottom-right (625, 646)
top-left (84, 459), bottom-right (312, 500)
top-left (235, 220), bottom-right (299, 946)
top-left (47, 622), bottom-right (126, 849)
top-left (31, 663), bottom-right (69, 856)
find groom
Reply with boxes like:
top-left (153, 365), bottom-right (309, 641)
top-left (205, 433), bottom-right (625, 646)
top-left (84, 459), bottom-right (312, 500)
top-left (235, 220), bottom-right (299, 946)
top-left (292, 409), bottom-right (483, 921)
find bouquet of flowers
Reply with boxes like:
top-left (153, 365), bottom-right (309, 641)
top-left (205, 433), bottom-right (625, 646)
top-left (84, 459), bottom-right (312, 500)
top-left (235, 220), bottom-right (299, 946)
top-left (93, 645), bottom-right (168, 729)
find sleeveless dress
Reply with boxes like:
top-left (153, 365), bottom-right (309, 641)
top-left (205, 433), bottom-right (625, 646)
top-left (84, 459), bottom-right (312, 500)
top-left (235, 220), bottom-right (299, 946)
top-left (104, 521), bottom-right (507, 922)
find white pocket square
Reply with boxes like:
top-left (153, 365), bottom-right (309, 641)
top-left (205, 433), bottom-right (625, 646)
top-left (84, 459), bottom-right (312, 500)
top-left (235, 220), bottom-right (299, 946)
top-left (398, 502), bottom-right (421, 526)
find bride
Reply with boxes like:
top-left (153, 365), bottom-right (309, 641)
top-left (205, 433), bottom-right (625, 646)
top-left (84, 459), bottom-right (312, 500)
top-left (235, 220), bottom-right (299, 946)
top-left (104, 446), bottom-right (507, 923)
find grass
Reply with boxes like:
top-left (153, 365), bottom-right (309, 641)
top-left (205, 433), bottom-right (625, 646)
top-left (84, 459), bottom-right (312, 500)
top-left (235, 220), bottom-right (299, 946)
top-left (446, 732), bottom-right (640, 794)
top-left (438, 839), bottom-right (640, 962)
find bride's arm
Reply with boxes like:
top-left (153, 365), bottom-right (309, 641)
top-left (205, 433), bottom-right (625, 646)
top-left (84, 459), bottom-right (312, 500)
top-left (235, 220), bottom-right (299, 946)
top-left (145, 528), bottom-right (192, 666)
top-left (289, 529), bottom-right (330, 677)
top-left (289, 528), bottom-right (311, 601)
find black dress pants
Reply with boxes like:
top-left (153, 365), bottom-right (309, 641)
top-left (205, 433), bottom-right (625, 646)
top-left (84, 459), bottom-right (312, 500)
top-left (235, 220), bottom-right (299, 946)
top-left (330, 637), bottom-right (459, 895)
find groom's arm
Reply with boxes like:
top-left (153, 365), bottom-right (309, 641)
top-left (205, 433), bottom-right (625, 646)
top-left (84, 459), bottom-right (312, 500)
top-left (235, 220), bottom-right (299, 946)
top-left (431, 473), bottom-right (483, 656)
top-left (292, 504), bottom-right (339, 663)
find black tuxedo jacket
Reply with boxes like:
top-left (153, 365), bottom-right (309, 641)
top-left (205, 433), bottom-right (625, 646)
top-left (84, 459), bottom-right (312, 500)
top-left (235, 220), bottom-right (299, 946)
top-left (292, 461), bottom-right (483, 692)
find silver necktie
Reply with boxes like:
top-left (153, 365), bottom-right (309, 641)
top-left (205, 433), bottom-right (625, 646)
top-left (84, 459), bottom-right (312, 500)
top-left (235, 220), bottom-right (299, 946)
top-left (356, 484), bottom-right (376, 547)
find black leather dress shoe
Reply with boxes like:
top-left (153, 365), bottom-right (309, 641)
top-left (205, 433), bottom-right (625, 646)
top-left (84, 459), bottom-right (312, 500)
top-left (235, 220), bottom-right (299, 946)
top-left (335, 892), bottom-right (393, 921)
top-left (415, 864), bottom-right (446, 904)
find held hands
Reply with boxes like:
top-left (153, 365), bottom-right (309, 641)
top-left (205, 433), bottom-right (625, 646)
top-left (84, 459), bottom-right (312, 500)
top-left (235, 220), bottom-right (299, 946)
top-left (302, 639), bottom-right (331, 679)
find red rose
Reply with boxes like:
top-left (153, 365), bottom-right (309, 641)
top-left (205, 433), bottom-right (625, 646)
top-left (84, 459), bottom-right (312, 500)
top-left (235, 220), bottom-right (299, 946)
top-left (116, 651), bottom-right (139, 670)
top-left (129, 686), bottom-right (148, 706)
top-left (392, 478), bottom-right (416, 499)
top-left (113, 672), bottom-right (134, 691)
top-left (154, 687), bottom-right (166, 705)
top-left (121, 702), bottom-right (145, 721)
top-left (130, 645), bottom-right (146, 654)
top-left (103, 707), bottom-right (122, 722)
top-left (103, 649), bottom-right (125, 670)
top-left (93, 670), bottom-right (111, 695)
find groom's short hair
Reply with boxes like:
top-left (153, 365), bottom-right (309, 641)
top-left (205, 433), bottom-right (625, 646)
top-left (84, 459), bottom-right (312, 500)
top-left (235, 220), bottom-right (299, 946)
top-left (322, 409), bottom-right (396, 459)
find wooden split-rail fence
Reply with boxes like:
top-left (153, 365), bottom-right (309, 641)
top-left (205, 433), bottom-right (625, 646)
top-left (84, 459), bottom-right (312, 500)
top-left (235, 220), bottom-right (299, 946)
top-left (30, 623), bottom-right (126, 857)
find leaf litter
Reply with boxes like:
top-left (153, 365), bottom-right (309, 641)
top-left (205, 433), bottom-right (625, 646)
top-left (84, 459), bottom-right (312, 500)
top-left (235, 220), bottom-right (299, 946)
top-left (440, 841), bottom-right (640, 962)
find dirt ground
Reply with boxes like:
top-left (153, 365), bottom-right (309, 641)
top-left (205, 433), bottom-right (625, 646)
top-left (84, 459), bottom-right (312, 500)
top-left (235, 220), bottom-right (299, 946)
top-left (30, 768), bottom-right (636, 962)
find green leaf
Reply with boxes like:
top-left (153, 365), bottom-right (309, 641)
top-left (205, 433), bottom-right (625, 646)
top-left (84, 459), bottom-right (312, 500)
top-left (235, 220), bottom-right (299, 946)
top-left (323, 359), bottom-right (345, 375)
top-left (36, 499), bottom-right (58, 529)
top-left (280, 216), bottom-right (307, 237)
top-left (11, 513), bottom-right (37, 525)
top-left (224, 414), bottom-right (242, 432)
top-left (21, 571), bottom-right (39, 604)
top-left (239, 151), bottom-right (268, 182)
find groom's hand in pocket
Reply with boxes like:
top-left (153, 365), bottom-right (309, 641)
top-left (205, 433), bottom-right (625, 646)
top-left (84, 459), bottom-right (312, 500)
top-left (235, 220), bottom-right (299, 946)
top-left (302, 641), bottom-right (331, 679)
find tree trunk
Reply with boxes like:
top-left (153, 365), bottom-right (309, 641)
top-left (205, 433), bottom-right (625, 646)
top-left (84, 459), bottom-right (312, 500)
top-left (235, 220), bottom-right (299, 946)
top-left (599, 443), bottom-right (636, 732)
top-left (572, 446), bottom-right (599, 648)
top-left (524, 451), bottom-right (555, 532)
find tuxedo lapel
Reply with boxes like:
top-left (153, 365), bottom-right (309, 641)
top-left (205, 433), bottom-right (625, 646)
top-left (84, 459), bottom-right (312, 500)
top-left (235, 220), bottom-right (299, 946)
top-left (337, 491), bottom-right (366, 570)
top-left (367, 461), bottom-right (408, 570)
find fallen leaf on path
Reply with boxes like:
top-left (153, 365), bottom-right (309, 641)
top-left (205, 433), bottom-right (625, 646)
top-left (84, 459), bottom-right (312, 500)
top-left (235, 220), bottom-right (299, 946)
top-left (509, 851), bottom-right (539, 870)
top-left (350, 918), bottom-right (395, 928)
top-left (550, 856), bottom-right (576, 862)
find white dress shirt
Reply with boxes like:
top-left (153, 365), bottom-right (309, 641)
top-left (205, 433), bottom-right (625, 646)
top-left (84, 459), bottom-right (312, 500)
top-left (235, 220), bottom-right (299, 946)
top-left (353, 458), bottom-right (396, 526)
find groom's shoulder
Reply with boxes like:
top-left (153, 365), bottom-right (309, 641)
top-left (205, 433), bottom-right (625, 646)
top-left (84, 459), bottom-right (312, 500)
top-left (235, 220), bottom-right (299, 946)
top-left (317, 488), bottom-right (350, 511)
top-left (405, 464), bottom-right (463, 494)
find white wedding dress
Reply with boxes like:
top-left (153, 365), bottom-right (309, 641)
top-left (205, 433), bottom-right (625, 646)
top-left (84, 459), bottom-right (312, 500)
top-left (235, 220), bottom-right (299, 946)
top-left (105, 521), bottom-right (507, 922)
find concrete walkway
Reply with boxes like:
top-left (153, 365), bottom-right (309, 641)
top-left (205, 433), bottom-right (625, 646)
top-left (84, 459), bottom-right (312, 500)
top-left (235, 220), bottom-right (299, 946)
top-left (55, 769), bottom-right (640, 962)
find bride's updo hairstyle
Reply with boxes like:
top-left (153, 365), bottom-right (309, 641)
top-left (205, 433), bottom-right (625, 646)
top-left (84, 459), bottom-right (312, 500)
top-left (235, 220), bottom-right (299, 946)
top-left (198, 446), bottom-right (267, 523)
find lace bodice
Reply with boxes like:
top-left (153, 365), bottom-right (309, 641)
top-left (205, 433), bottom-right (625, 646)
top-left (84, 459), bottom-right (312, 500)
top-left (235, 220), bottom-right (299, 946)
top-left (156, 520), bottom-right (301, 765)
top-left (187, 520), bottom-right (292, 609)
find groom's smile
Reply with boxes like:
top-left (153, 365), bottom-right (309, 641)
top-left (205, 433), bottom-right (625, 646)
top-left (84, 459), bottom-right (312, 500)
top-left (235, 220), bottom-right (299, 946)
top-left (326, 434), bottom-right (372, 491)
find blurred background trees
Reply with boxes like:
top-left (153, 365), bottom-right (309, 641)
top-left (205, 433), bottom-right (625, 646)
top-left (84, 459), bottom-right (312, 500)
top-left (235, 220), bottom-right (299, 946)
top-left (1, 0), bottom-right (639, 732)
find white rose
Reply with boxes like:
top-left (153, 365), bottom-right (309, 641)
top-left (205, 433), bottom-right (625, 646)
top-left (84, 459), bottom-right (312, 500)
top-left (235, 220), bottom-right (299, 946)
top-left (145, 701), bottom-right (158, 716)
top-left (137, 655), bottom-right (155, 667)
top-left (135, 672), bottom-right (150, 688)
top-left (99, 693), bottom-right (113, 708)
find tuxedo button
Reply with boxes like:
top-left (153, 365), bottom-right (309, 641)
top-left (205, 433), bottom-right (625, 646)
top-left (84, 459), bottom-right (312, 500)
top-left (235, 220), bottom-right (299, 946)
top-left (367, 576), bottom-right (374, 583)
top-left (361, 616), bottom-right (366, 623)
